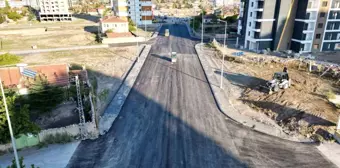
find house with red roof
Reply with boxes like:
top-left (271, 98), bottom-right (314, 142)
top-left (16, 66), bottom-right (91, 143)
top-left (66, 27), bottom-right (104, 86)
top-left (0, 64), bottom-right (69, 94)
top-left (100, 16), bottom-right (129, 34)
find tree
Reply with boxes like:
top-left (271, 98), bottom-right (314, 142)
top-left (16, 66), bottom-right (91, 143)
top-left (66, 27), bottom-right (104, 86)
top-left (0, 14), bottom-right (6, 24)
top-left (172, 3), bottom-right (177, 8)
top-left (7, 11), bottom-right (22, 21)
top-left (128, 18), bottom-right (136, 31)
top-left (105, 29), bottom-right (113, 33)
top-left (7, 157), bottom-right (39, 168)
top-left (20, 76), bottom-right (66, 113)
top-left (0, 91), bottom-right (40, 143)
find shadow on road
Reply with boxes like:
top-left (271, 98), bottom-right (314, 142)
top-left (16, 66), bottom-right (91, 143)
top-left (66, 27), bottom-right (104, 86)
top-left (65, 23), bottom-right (336, 168)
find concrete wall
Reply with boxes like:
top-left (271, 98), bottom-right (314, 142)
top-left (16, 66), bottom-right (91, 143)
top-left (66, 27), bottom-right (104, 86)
top-left (100, 22), bottom-right (129, 33)
top-left (38, 122), bottom-right (98, 142)
top-left (102, 37), bottom-right (146, 44)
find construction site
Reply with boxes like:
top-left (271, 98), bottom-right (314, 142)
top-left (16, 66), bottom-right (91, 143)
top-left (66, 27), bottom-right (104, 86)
top-left (211, 40), bottom-right (340, 140)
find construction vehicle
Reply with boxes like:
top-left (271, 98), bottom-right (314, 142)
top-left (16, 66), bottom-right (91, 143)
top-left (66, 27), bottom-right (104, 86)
top-left (165, 29), bottom-right (169, 36)
top-left (262, 67), bottom-right (291, 94)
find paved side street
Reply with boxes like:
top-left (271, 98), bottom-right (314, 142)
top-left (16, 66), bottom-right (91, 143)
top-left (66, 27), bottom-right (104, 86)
top-left (0, 141), bottom-right (80, 168)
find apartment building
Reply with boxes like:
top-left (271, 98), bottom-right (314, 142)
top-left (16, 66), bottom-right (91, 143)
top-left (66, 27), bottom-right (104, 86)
top-left (238, 0), bottom-right (340, 53)
top-left (0, 0), bottom-right (39, 9)
top-left (39, 0), bottom-right (72, 21)
top-left (112, 0), bottom-right (152, 25)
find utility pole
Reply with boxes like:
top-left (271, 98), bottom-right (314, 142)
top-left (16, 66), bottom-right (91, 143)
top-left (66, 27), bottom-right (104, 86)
top-left (135, 0), bottom-right (139, 62)
top-left (201, 8), bottom-right (204, 47)
top-left (75, 76), bottom-right (85, 139)
top-left (218, 19), bottom-right (227, 89)
top-left (0, 79), bottom-right (20, 168)
top-left (144, 14), bottom-right (147, 42)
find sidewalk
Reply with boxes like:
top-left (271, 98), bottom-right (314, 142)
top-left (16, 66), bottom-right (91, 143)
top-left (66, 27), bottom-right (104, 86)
top-left (0, 141), bottom-right (80, 168)
top-left (195, 43), bottom-right (304, 141)
top-left (99, 45), bottom-right (152, 135)
top-left (317, 142), bottom-right (340, 167)
top-left (0, 44), bottom-right (109, 55)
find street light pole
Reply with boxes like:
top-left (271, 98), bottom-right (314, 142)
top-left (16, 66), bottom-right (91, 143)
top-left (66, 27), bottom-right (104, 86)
top-left (135, 0), bottom-right (139, 62)
top-left (0, 79), bottom-right (20, 168)
top-left (201, 9), bottom-right (204, 47)
top-left (218, 19), bottom-right (227, 89)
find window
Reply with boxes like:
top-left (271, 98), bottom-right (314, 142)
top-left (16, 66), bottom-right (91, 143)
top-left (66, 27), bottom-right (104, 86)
top-left (318, 23), bottom-right (323, 28)
top-left (327, 44), bottom-right (331, 49)
top-left (313, 44), bottom-right (319, 49)
top-left (250, 12), bottom-right (252, 17)
top-left (251, 2), bottom-right (253, 7)
top-left (322, 1), bottom-right (328, 7)
top-left (249, 22), bottom-right (251, 27)
top-left (320, 12), bottom-right (326, 18)
top-left (248, 31), bottom-right (250, 36)
top-left (316, 34), bottom-right (321, 39)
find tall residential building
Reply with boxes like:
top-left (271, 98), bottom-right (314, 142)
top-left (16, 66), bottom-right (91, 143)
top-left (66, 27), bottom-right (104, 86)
top-left (112, 0), bottom-right (152, 25)
top-left (238, 0), bottom-right (340, 53)
top-left (39, 0), bottom-right (72, 21)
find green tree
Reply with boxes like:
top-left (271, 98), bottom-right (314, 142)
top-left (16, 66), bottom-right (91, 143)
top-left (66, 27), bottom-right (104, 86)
top-left (0, 13), bottom-right (6, 24)
top-left (0, 92), bottom-right (40, 143)
top-left (128, 18), bottom-right (136, 31)
top-left (7, 11), bottom-right (22, 21)
top-left (0, 53), bottom-right (21, 66)
top-left (7, 157), bottom-right (39, 168)
top-left (20, 76), bottom-right (66, 113)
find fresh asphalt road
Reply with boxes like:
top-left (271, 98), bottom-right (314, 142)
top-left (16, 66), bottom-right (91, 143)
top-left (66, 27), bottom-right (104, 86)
top-left (66, 24), bottom-right (336, 168)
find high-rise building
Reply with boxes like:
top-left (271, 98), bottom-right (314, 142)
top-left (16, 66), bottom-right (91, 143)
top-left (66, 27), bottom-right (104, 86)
top-left (39, 0), bottom-right (72, 21)
top-left (112, 0), bottom-right (152, 25)
top-left (238, 0), bottom-right (340, 53)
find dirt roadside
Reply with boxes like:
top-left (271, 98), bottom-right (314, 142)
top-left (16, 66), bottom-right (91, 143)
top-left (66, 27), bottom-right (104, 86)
top-left (211, 44), bottom-right (340, 140)
top-left (22, 47), bottom-right (137, 122)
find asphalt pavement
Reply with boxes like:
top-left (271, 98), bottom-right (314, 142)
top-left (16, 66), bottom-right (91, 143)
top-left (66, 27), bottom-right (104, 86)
top-left (66, 24), bottom-right (336, 168)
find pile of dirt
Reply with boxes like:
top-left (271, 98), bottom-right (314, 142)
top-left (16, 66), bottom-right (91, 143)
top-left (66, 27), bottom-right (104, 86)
top-left (226, 60), bottom-right (339, 138)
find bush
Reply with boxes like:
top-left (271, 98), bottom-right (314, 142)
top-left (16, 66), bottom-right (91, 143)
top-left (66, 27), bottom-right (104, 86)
top-left (42, 132), bottom-right (73, 144)
top-left (105, 29), bottom-right (113, 33)
top-left (128, 18), bottom-right (136, 31)
top-left (325, 90), bottom-right (336, 100)
top-left (7, 157), bottom-right (39, 168)
top-left (0, 53), bottom-right (21, 66)
top-left (7, 11), bottom-right (23, 21)
top-left (224, 14), bottom-right (239, 23)
top-left (0, 14), bottom-right (6, 24)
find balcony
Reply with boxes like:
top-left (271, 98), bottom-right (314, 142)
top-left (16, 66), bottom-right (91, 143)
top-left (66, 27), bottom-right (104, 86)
top-left (253, 1), bottom-right (264, 11)
top-left (328, 11), bottom-right (340, 20)
top-left (331, 1), bottom-right (340, 10)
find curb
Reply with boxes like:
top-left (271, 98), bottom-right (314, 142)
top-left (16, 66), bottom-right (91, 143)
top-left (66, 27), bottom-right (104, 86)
top-left (194, 43), bottom-right (303, 141)
top-left (99, 45), bottom-right (152, 135)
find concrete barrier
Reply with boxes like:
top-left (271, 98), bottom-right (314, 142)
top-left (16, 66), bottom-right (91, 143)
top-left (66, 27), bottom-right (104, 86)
top-left (99, 45), bottom-right (152, 135)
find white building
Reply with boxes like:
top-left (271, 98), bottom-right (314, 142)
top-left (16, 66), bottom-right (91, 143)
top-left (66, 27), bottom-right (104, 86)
top-left (215, 0), bottom-right (235, 7)
top-left (112, 0), bottom-right (153, 25)
top-left (0, 0), bottom-right (39, 9)
top-left (39, 0), bottom-right (72, 21)
top-left (100, 16), bottom-right (129, 33)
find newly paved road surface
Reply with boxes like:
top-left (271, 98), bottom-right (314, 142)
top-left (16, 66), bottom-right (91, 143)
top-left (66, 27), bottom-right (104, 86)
top-left (67, 24), bottom-right (336, 168)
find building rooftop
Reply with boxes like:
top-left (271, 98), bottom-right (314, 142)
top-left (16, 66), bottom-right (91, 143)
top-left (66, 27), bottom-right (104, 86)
top-left (0, 64), bottom-right (69, 88)
top-left (101, 16), bottom-right (127, 23)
